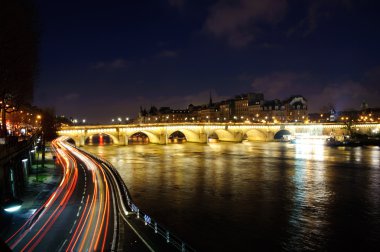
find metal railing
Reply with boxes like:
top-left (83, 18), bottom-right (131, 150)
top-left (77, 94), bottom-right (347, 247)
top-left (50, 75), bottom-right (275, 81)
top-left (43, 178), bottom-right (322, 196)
top-left (76, 145), bottom-right (196, 252)
top-left (0, 135), bottom-right (38, 163)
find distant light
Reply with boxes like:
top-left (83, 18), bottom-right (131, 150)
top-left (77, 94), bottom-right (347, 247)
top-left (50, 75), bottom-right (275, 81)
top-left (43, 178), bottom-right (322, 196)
top-left (82, 119), bottom-right (86, 123)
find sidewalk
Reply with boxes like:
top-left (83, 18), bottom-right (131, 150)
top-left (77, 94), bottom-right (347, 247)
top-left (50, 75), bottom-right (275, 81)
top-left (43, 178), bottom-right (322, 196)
top-left (0, 148), bottom-right (62, 242)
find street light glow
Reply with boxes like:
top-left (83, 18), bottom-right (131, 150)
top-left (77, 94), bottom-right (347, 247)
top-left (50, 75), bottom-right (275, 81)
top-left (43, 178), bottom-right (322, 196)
top-left (4, 205), bottom-right (22, 213)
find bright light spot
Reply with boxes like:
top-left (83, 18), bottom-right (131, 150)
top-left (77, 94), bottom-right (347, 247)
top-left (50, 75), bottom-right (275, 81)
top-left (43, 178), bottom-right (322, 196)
top-left (4, 205), bottom-right (22, 213)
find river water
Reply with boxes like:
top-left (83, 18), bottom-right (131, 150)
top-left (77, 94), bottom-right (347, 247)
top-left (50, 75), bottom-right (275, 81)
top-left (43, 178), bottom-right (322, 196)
top-left (83, 142), bottom-right (380, 251)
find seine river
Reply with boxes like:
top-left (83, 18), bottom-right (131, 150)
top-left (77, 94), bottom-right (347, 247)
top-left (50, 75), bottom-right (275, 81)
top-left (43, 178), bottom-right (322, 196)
top-left (83, 142), bottom-right (380, 251)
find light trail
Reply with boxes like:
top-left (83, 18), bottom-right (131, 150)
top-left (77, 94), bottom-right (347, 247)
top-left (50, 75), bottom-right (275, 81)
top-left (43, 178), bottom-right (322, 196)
top-left (5, 137), bottom-right (114, 251)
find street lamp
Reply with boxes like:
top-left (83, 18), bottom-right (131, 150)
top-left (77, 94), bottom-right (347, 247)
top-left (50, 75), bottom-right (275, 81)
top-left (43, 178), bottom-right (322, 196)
top-left (2, 198), bottom-right (23, 213)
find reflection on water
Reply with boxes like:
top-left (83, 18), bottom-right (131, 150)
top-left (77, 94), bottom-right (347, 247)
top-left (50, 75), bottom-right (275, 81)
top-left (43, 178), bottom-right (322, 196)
top-left (83, 142), bottom-right (380, 251)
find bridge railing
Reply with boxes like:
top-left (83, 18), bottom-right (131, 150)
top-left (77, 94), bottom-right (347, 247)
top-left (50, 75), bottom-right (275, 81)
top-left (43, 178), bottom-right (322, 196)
top-left (76, 145), bottom-right (196, 252)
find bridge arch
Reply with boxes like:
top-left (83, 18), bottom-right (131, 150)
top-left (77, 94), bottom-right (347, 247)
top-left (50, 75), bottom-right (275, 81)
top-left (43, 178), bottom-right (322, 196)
top-left (166, 128), bottom-right (203, 143)
top-left (213, 129), bottom-right (243, 142)
top-left (66, 137), bottom-right (77, 146)
top-left (128, 132), bottom-right (150, 144)
top-left (84, 133), bottom-right (117, 145)
top-left (168, 131), bottom-right (187, 143)
top-left (127, 130), bottom-right (160, 144)
top-left (245, 129), bottom-right (268, 141)
top-left (274, 129), bottom-right (292, 140)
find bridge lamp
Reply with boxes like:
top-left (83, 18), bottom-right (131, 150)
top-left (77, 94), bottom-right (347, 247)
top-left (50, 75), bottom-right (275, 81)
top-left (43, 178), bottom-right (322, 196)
top-left (118, 117), bottom-right (122, 122)
top-left (111, 119), bottom-right (115, 122)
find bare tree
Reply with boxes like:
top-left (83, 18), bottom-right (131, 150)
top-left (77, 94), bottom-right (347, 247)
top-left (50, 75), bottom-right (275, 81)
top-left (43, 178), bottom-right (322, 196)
top-left (0, 0), bottom-right (39, 138)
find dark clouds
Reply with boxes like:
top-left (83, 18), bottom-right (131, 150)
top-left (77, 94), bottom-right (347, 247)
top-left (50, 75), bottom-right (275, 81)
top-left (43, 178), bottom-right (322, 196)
top-left (91, 59), bottom-right (130, 70)
top-left (34, 0), bottom-right (380, 122)
top-left (156, 50), bottom-right (179, 58)
top-left (250, 68), bottom-right (380, 112)
top-left (204, 0), bottom-right (287, 47)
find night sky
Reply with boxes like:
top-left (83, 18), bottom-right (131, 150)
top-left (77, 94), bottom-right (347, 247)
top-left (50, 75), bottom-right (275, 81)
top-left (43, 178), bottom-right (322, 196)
top-left (34, 0), bottom-right (380, 123)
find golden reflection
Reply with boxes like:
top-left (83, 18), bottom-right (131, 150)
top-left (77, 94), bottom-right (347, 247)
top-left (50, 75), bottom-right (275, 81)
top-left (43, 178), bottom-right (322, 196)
top-left (295, 141), bottom-right (325, 161)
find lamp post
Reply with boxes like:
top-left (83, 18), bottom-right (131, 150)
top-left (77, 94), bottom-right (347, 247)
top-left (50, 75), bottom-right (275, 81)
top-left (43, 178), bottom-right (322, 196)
top-left (36, 145), bottom-right (39, 182)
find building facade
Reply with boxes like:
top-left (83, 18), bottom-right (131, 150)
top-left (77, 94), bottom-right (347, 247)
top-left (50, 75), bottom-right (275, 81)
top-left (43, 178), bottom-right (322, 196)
top-left (136, 93), bottom-right (309, 124)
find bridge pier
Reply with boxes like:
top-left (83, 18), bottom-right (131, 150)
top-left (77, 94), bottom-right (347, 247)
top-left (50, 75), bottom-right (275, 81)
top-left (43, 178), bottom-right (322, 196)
top-left (198, 132), bottom-right (208, 144)
top-left (79, 136), bottom-right (85, 147)
top-left (159, 133), bottom-right (167, 145)
top-left (118, 134), bottom-right (128, 145)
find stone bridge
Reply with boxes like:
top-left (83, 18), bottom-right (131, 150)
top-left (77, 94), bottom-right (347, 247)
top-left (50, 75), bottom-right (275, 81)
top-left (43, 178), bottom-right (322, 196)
top-left (57, 123), bottom-right (380, 146)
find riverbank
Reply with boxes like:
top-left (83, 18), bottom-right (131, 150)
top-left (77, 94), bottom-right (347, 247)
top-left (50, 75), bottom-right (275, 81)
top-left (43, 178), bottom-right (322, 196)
top-left (326, 137), bottom-right (380, 147)
top-left (0, 147), bottom-right (62, 246)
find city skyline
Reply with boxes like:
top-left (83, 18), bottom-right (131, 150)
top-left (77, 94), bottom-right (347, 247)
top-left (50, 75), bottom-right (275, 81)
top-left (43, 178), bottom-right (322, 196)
top-left (33, 0), bottom-right (380, 123)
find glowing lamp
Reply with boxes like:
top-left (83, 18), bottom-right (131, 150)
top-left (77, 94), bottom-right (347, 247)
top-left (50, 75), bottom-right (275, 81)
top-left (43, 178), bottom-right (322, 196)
top-left (2, 198), bottom-right (23, 213)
